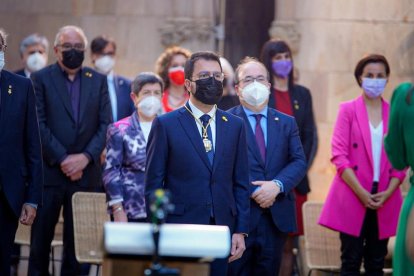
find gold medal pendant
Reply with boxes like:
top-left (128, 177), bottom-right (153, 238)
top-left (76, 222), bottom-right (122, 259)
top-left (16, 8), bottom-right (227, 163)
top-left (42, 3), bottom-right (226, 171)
top-left (203, 138), bottom-right (212, 152)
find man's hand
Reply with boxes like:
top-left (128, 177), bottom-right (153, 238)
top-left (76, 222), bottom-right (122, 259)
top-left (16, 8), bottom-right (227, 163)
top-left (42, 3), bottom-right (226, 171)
top-left (228, 233), bottom-right (246, 263)
top-left (251, 180), bottom-right (280, 208)
top-left (69, 171), bottom-right (83, 181)
top-left (61, 153), bottom-right (89, 178)
top-left (20, 204), bottom-right (37, 225)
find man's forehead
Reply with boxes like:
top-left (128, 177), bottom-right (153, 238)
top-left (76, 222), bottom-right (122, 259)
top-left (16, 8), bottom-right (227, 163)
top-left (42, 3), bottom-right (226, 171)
top-left (60, 31), bottom-right (83, 43)
top-left (240, 62), bottom-right (267, 76)
top-left (194, 59), bottom-right (221, 72)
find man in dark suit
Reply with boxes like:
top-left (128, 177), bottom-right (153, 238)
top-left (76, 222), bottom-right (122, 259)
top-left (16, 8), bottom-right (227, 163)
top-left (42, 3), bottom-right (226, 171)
top-left (28, 25), bottom-right (111, 276)
top-left (145, 51), bottom-right (250, 276)
top-left (90, 35), bottom-right (134, 121)
top-left (227, 57), bottom-right (307, 276)
top-left (0, 28), bottom-right (43, 276)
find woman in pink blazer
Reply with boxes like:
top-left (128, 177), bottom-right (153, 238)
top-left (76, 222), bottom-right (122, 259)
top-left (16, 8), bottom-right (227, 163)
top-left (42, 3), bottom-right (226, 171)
top-left (319, 54), bottom-right (406, 275)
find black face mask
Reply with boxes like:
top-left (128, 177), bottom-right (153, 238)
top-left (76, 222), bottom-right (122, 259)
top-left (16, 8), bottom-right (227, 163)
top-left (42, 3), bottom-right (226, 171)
top-left (61, 49), bottom-right (84, 69)
top-left (193, 77), bottom-right (223, 105)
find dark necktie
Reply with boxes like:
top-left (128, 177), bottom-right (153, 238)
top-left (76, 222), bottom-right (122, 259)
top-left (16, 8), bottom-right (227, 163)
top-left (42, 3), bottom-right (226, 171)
top-left (200, 114), bottom-right (214, 165)
top-left (254, 114), bottom-right (266, 162)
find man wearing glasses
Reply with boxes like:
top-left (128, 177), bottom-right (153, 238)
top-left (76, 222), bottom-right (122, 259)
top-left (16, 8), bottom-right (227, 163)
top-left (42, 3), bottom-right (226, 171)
top-left (0, 28), bottom-right (42, 276)
top-left (227, 57), bottom-right (307, 276)
top-left (28, 25), bottom-right (111, 276)
top-left (145, 51), bottom-right (250, 276)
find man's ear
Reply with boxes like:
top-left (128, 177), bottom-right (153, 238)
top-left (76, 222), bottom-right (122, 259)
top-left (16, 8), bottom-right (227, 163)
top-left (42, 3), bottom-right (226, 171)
top-left (184, 79), bottom-right (192, 93)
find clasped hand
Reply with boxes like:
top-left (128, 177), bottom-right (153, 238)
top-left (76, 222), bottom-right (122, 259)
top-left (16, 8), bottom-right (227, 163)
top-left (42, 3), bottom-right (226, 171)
top-left (251, 180), bottom-right (281, 208)
top-left (60, 153), bottom-right (89, 181)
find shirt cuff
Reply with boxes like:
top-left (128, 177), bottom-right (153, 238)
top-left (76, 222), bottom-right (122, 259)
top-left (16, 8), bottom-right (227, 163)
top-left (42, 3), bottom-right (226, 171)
top-left (272, 179), bottom-right (284, 193)
top-left (24, 203), bottom-right (38, 209)
top-left (108, 198), bottom-right (123, 206)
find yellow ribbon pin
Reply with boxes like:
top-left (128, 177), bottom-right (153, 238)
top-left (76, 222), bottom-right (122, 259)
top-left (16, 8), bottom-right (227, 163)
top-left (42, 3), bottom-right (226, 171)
top-left (222, 116), bottom-right (228, 122)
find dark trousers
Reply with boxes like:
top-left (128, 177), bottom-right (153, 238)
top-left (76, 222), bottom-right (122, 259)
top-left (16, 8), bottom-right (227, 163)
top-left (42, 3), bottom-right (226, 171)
top-left (0, 190), bottom-right (19, 276)
top-left (207, 217), bottom-right (229, 276)
top-left (339, 183), bottom-right (388, 276)
top-left (228, 211), bottom-right (287, 276)
top-left (28, 184), bottom-right (92, 276)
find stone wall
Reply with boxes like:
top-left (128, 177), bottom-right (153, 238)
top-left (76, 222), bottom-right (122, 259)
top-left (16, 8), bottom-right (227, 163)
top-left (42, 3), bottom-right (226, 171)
top-left (0, 0), bottom-right (217, 78)
top-left (271, 0), bottom-right (414, 200)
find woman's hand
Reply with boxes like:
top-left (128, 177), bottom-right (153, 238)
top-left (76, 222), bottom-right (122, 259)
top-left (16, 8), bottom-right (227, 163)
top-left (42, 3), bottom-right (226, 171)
top-left (356, 188), bottom-right (378, 209)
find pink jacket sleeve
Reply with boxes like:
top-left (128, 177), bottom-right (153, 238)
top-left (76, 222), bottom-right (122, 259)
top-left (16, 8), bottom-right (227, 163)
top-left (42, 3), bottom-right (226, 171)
top-left (331, 103), bottom-right (352, 175)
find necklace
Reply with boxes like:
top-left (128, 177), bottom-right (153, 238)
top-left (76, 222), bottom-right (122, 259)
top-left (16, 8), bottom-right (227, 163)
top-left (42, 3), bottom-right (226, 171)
top-left (184, 105), bottom-right (216, 152)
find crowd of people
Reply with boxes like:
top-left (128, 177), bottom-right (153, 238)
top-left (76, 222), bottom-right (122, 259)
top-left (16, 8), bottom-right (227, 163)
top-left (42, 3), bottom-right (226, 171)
top-left (0, 23), bottom-right (413, 276)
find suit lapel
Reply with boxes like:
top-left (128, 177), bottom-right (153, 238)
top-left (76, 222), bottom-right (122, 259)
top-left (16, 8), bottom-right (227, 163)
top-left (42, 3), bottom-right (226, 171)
top-left (265, 109), bottom-right (282, 169)
top-left (212, 109), bottom-right (228, 172)
top-left (233, 105), bottom-right (265, 168)
top-left (0, 71), bottom-right (11, 123)
top-left (177, 106), bottom-right (212, 171)
top-left (78, 69), bottom-right (92, 124)
top-left (50, 64), bottom-right (75, 122)
top-left (355, 96), bottom-right (373, 169)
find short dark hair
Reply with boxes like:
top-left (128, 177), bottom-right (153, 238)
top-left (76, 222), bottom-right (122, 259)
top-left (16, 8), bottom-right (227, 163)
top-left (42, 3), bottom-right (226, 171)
top-left (131, 72), bottom-right (164, 96)
top-left (234, 56), bottom-right (269, 84)
top-left (260, 39), bottom-right (294, 90)
top-left (354, 54), bottom-right (390, 87)
top-left (90, 35), bottom-right (116, 54)
top-left (184, 51), bottom-right (222, 80)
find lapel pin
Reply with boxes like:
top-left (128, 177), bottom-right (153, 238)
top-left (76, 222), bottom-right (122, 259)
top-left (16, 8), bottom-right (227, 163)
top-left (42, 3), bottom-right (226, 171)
top-left (275, 117), bottom-right (279, 121)
top-left (119, 80), bottom-right (124, 85)
top-left (294, 100), bottom-right (299, 110)
top-left (8, 85), bottom-right (12, 95)
top-left (85, 72), bottom-right (92, 78)
top-left (222, 116), bottom-right (228, 122)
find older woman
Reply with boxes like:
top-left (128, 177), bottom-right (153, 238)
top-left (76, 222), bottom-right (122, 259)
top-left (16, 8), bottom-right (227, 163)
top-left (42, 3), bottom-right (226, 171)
top-left (319, 54), bottom-right (406, 274)
top-left (385, 82), bottom-right (414, 275)
top-left (155, 46), bottom-right (191, 113)
top-left (103, 72), bottom-right (163, 222)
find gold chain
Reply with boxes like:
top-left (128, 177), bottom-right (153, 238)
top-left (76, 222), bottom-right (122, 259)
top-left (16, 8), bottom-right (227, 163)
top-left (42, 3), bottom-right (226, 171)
top-left (184, 104), bottom-right (216, 140)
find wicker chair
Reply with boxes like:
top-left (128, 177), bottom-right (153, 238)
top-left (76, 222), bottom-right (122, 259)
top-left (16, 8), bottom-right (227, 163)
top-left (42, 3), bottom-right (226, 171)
top-left (302, 201), bottom-right (341, 276)
top-left (14, 211), bottom-right (64, 275)
top-left (72, 192), bottom-right (109, 275)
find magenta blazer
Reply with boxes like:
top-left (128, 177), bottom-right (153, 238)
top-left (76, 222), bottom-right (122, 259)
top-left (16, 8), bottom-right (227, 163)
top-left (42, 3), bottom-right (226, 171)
top-left (319, 96), bottom-right (405, 239)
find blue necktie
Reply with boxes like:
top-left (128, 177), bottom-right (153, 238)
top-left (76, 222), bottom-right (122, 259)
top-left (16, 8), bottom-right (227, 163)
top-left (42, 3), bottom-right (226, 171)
top-left (254, 114), bottom-right (266, 163)
top-left (200, 114), bottom-right (214, 165)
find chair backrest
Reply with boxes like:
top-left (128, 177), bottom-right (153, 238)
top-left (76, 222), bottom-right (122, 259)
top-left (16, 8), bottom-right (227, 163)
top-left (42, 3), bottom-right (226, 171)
top-left (14, 223), bottom-right (31, 246)
top-left (72, 192), bottom-right (109, 264)
top-left (302, 201), bottom-right (341, 271)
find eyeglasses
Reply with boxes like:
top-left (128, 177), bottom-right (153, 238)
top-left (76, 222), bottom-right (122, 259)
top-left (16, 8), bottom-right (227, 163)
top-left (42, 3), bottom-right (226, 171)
top-left (57, 43), bottom-right (85, 51)
top-left (239, 75), bottom-right (268, 85)
top-left (0, 44), bottom-right (7, 51)
top-left (192, 71), bottom-right (224, 82)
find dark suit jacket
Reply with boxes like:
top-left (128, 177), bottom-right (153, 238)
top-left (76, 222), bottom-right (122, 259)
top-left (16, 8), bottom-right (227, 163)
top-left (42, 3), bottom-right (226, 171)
top-left (0, 70), bottom-right (43, 217)
top-left (112, 75), bottom-right (134, 121)
top-left (145, 105), bottom-right (250, 234)
top-left (31, 63), bottom-right (112, 187)
top-left (14, 69), bottom-right (27, 77)
top-left (268, 84), bottom-right (318, 194)
top-left (228, 105), bottom-right (307, 232)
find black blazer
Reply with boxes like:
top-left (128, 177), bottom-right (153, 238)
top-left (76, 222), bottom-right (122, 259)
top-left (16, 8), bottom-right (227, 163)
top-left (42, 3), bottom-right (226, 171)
top-left (0, 70), bottom-right (43, 216)
top-left (31, 63), bottom-right (112, 188)
top-left (268, 84), bottom-right (318, 194)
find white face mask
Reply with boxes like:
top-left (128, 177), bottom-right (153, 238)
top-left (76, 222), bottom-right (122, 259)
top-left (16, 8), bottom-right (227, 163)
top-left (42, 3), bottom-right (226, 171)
top-left (0, 51), bottom-right (5, 71)
top-left (26, 52), bottom-right (47, 72)
top-left (241, 81), bottom-right (270, 107)
top-left (95, 55), bottom-right (115, 75)
top-left (138, 95), bottom-right (161, 118)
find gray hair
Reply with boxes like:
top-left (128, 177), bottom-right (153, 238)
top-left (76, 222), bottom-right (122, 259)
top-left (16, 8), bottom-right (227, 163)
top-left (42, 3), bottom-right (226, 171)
top-left (54, 25), bottom-right (88, 48)
top-left (0, 28), bottom-right (7, 46)
top-left (131, 72), bottom-right (164, 95)
top-left (19, 33), bottom-right (49, 56)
